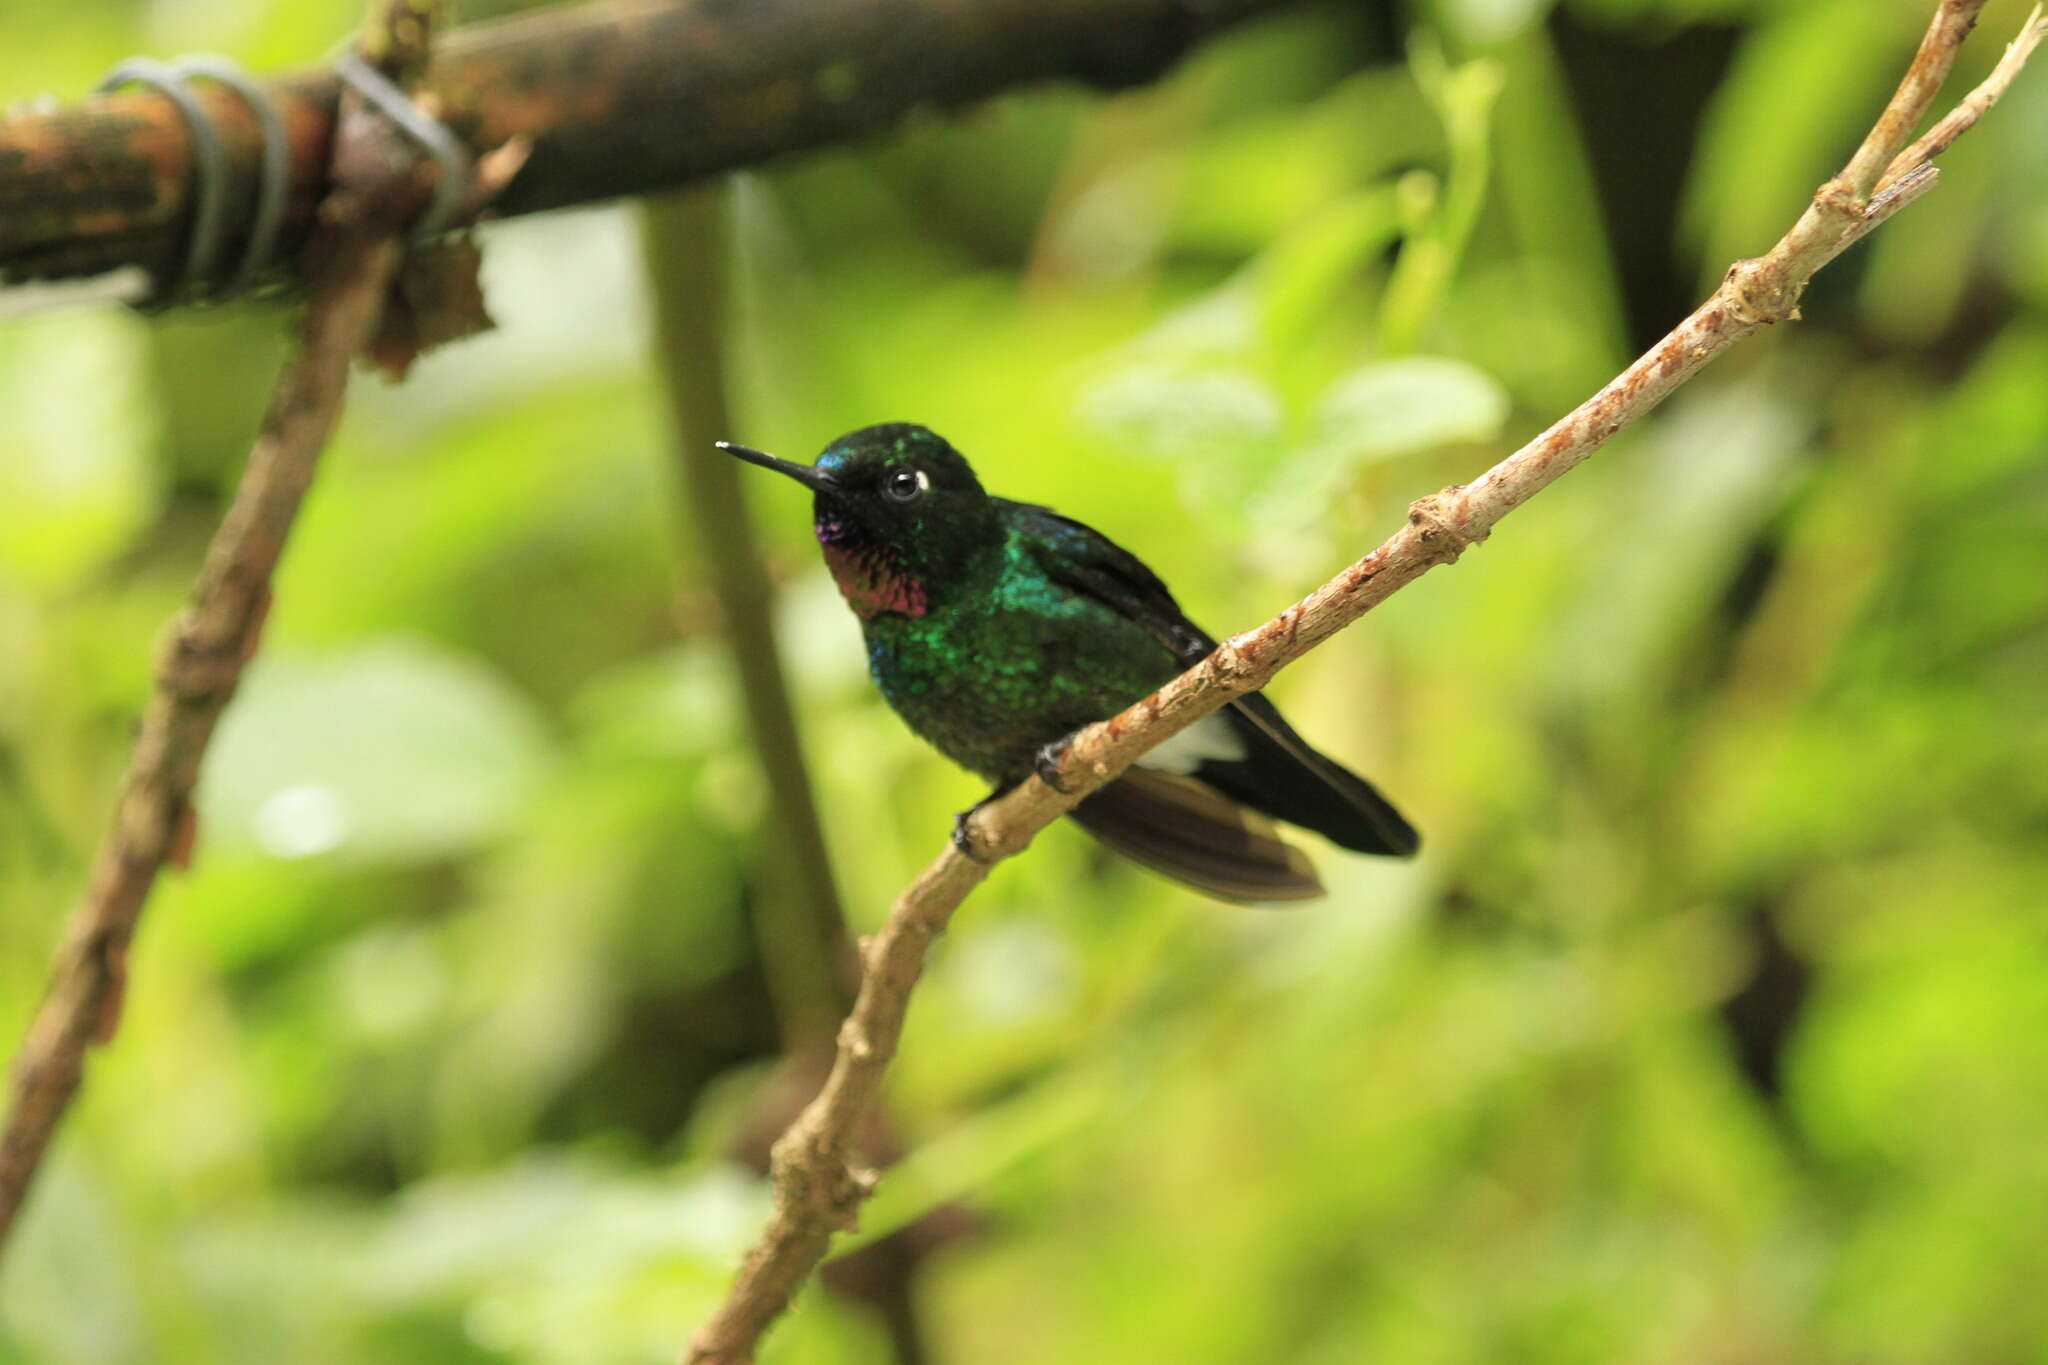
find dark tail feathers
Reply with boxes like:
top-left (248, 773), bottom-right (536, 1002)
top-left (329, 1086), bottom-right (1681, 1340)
top-left (1194, 694), bottom-right (1420, 858)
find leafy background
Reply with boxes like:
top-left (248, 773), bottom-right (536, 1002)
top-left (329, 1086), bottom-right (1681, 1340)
top-left (5, 0), bottom-right (2048, 1360)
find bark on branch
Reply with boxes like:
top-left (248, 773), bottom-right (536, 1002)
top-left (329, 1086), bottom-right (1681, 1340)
top-left (681, 3), bottom-right (2046, 1360)
top-left (0, 0), bottom-right (455, 1261)
top-left (0, 0), bottom-right (1298, 297)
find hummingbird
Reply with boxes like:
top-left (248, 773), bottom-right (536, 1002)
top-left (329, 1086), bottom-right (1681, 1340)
top-left (723, 423), bottom-right (1418, 902)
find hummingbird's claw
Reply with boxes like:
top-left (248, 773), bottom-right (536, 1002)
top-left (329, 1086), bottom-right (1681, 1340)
top-left (951, 809), bottom-right (993, 865)
top-left (1034, 735), bottom-right (1077, 794)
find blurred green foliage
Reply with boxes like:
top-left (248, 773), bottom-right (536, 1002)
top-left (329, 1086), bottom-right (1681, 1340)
top-left (5, 0), bottom-right (2048, 1361)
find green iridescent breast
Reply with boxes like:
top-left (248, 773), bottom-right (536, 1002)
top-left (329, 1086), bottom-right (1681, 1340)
top-left (857, 529), bottom-right (1179, 781)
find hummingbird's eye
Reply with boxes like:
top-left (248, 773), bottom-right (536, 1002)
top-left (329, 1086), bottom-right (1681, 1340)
top-left (882, 467), bottom-right (928, 504)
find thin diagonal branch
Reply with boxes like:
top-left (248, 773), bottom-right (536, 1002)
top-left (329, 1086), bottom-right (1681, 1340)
top-left (681, 6), bottom-right (2043, 1361)
top-left (1839, 0), bottom-right (1988, 197)
top-left (1751, 0), bottom-right (1993, 326)
top-left (1882, 2), bottom-right (2046, 187)
top-left (0, 0), bottom-right (447, 1261)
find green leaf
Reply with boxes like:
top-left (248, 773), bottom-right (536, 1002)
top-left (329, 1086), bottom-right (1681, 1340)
top-left (199, 639), bottom-right (554, 865)
top-left (1310, 355), bottom-right (1509, 462)
top-left (1253, 187), bottom-right (1405, 353)
top-left (1075, 359), bottom-right (1285, 466)
top-left (0, 310), bottom-right (158, 591)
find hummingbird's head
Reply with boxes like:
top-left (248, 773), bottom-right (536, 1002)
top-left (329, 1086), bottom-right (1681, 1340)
top-left (721, 423), bottom-right (1000, 620)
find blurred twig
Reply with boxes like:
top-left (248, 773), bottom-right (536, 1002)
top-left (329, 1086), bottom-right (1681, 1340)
top-left (0, 0), bottom-right (453, 1260)
top-left (639, 185), bottom-right (851, 1055)
top-left (682, 3), bottom-right (2040, 1359)
top-left (643, 189), bottom-right (957, 1365)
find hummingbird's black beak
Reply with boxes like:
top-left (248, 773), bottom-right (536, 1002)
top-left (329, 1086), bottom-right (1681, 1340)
top-left (718, 441), bottom-right (837, 492)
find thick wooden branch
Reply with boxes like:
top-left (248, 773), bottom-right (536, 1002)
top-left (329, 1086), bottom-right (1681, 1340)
top-left (0, 0), bottom-right (451, 1261)
top-left (0, 0), bottom-right (1298, 296)
top-left (682, 4), bottom-right (2044, 1360)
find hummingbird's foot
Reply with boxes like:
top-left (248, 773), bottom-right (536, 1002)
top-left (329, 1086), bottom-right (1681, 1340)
top-left (1033, 734), bottom-right (1078, 794)
top-left (951, 808), bottom-right (994, 865)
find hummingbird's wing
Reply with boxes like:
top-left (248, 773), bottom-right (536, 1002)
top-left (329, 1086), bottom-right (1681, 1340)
top-left (1067, 767), bottom-right (1324, 903)
top-left (1000, 501), bottom-right (1214, 660)
top-left (1007, 501), bottom-right (1419, 860)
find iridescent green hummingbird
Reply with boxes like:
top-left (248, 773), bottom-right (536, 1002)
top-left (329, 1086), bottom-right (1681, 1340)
top-left (723, 423), bottom-right (1418, 902)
